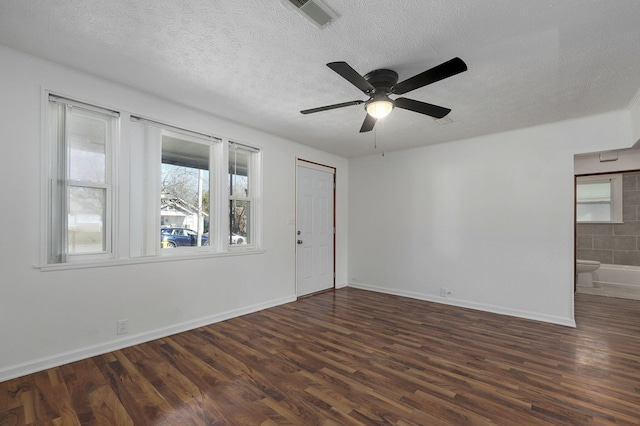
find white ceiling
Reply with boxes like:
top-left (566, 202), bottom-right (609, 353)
top-left (1, 0), bottom-right (640, 158)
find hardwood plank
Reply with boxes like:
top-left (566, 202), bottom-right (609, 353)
top-left (2, 289), bottom-right (640, 424)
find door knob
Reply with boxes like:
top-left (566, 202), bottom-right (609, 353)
top-left (297, 240), bottom-right (303, 244)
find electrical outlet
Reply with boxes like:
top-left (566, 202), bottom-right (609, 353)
top-left (440, 287), bottom-right (448, 297)
top-left (117, 319), bottom-right (128, 335)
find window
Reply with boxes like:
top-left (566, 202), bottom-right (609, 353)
top-left (228, 142), bottom-right (260, 247)
top-left (48, 95), bottom-right (118, 263)
top-left (130, 116), bottom-right (238, 255)
top-left (43, 99), bottom-right (263, 267)
top-left (161, 131), bottom-right (211, 249)
top-left (576, 174), bottom-right (623, 223)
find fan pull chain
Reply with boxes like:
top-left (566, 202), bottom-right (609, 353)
top-left (374, 123), bottom-right (384, 156)
top-left (374, 127), bottom-right (377, 150)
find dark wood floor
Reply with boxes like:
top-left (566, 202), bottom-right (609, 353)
top-left (2, 288), bottom-right (640, 425)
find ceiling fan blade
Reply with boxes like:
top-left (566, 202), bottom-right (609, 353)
top-left (327, 62), bottom-right (375, 94)
top-left (359, 114), bottom-right (377, 133)
top-left (394, 97), bottom-right (451, 119)
top-left (392, 57), bottom-right (467, 95)
top-left (300, 100), bottom-right (364, 115)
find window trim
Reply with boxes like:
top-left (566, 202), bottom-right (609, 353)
top-left (576, 173), bottom-right (623, 223)
top-left (34, 247), bottom-right (266, 272)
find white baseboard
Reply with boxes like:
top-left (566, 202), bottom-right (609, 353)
top-left (595, 280), bottom-right (640, 289)
top-left (0, 295), bottom-right (296, 383)
top-left (348, 282), bottom-right (576, 328)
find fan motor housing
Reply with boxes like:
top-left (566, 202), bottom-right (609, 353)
top-left (363, 69), bottom-right (399, 92)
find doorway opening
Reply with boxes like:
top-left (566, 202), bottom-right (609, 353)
top-left (574, 148), bottom-right (640, 300)
top-left (296, 159), bottom-right (336, 297)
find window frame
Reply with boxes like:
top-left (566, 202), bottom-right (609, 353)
top-left (45, 94), bottom-right (119, 264)
top-left (160, 129), bottom-right (214, 253)
top-left (130, 116), bottom-right (221, 256)
top-left (576, 173), bottom-right (623, 224)
top-left (227, 141), bottom-right (262, 250)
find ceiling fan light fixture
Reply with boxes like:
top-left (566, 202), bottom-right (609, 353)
top-left (366, 97), bottom-right (394, 118)
top-left (301, 57), bottom-right (467, 133)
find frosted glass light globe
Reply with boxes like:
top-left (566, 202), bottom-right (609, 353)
top-left (366, 99), bottom-right (394, 118)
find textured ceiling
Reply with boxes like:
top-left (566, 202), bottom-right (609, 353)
top-left (1, 0), bottom-right (640, 157)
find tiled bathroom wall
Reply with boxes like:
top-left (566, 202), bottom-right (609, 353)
top-left (577, 171), bottom-right (640, 265)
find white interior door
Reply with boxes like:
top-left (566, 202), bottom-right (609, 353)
top-left (296, 161), bottom-right (335, 296)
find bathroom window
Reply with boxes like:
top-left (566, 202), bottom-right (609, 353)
top-left (576, 174), bottom-right (623, 223)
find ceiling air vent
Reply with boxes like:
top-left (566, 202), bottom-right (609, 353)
top-left (284, 0), bottom-right (336, 28)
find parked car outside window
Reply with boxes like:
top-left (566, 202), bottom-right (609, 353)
top-left (231, 234), bottom-right (246, 245)
top-left (161, 228), bottom-right (208, 248)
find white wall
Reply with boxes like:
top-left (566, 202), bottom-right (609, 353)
top-left (630, 89), bottom-right (640, 146)
top-left (0, 46), bottom-right (348, 381)
top-left (348, 111), bottom-right (633, 326)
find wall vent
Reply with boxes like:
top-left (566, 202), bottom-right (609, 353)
top-left (284, 0), bottom-right (336, 28)
top-left (599, 151), bottom-right (619, 162)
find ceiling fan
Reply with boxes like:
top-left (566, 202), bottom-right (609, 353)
top-left (300, 57), bottom-right (467, 132)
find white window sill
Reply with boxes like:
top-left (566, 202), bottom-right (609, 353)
top-left (577, 221), bottom-right (624, 224)
top-left (34, 249), bottom-right (266, 272)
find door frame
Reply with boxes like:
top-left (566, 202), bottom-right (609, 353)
top-left (574, 161), bottom-right (640, 294)
top-left (295, 158), bottom-right (336, 297)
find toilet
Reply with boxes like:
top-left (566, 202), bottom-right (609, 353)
top-left (576, 259), bottom-right (601, 287)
